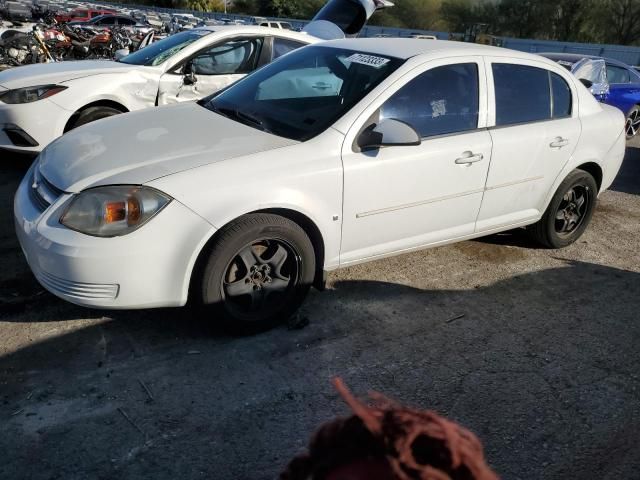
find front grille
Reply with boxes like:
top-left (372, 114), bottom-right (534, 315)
top-left (36, 269), bottom-right (119, 300)
top-left (29, 167), bottom-right (63, 213)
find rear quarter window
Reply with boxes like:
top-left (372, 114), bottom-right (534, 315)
top-left (550, 72), bottom-right (572, 119)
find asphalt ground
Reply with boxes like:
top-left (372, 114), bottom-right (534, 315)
top-left (0, 142), bottom-right (639, 479)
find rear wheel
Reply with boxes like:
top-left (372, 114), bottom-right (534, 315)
top-left (69, 106), bottom-right (123, 131)
top-left (527, 169), bottom-right (597, 248)
top-left (198, 214), bottom-right (315, 333)
top-left (625, 105), bottom-right (640, 139)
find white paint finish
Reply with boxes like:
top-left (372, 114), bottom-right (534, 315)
top-left (149, 128), bottom-right (345, 269)
top-left (157, 71), bottom-right (245, 105)
top-left (341, 130), bottom-right (492, 263)
top-left (14, 164), bottom-right (215, 308)
top-left (13, 40), bottom-right (626, 310)
top-left (38, 102), bottom-right (297, 192)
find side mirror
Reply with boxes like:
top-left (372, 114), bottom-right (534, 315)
top-left (357, 118), bottom-right (421, 150)
top-left (183, 62), bottom-right (197, 85)
top-left (579, 78), bottom-right (593, 89)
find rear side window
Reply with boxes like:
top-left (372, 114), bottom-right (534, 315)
top-left (493, 64), bottom-right (550, 126)
top-left (551, 72), bottom-right (572, 119)
top-left (380, 63), bottom-right (479, 138)
top-left (607, 65), bottom-right (631, 84)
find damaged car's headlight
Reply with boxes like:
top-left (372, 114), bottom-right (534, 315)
top-left (0, 85), bottom-right (68, 104)
top-left (60, 186), bottom-right (172, 237)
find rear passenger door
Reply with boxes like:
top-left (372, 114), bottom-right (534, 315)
top-left (476, 59), bottom-right (581, 232)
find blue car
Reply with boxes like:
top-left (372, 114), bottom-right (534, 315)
top-left (541, 53), bottom-right (640, 139)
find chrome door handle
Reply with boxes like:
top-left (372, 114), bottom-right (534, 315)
top-left (455, 151), bottom-right (484, 165)
top-left (550, 137), bottom-right (569, 148)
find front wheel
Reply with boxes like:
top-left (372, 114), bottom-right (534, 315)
top-left (527, 169), bottom-right (597, 248)
top-left (198, 214), bottom-right (315, 333)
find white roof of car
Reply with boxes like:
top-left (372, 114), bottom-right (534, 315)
top-left (192, 25), bottom-right (314, 42)
top-left (320, 37), bottom-right (554, 63)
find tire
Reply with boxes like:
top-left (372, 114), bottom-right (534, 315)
top-left (527, 169), bottom-right (598, 249)
top-left (625, 105), bottom-right (640, 140)
top-left (198, 213), bottom-right (315, 334)
top-left (69, 106), bottom-right (123, 130)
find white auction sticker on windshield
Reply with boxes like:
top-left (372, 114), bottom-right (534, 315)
top-left (346, 53), bottom-right (390, 68)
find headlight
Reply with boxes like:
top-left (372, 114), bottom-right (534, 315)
top-left (0, 85), bottom-right (68, 104)
top-left (60, 186), bottom-right (172, 237)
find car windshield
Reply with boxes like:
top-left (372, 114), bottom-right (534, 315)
top-left (202, 46), bottom-right (404, 141)
top-left (119, 30), bottom-right (212, 66)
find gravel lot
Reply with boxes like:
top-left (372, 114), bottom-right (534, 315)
top-left (1, 144), bottom-right (639, 480)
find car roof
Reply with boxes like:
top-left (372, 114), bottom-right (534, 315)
top-left (192, 25), bottom-right (314, 42)
top-left (539, 52), bottom-right (631, 68)
top-left (318, 37), bottom-right (552, 62)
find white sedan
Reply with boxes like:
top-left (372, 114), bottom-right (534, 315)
top-left (15, 39), bottom-right (625, 332)
top-left (0, 26), bottom-right (320, 155)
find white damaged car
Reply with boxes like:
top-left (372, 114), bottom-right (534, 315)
top-left (0, 0), bottom-right (391, 155)
top-left (15, 39), bottom-right (625, 331)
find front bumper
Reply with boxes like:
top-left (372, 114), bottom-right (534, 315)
top-left (0, 97), bottom-right (71, 154)
top-left (14, 164), bottom-right (216, 309)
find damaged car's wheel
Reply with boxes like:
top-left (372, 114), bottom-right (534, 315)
top-left (199, 213), bottom-right (315, 333)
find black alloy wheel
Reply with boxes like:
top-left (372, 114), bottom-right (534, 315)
top-left (528, 169), bottom-right (597, 248)
top-left (221, 238), bottom-right (301, 322)
top-left (554, 185), bottom-right (591, 238)
top-left (198, 213), bottom-right (315, 333)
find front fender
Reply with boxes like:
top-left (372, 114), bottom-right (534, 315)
top-left (147, 129), bottom-right (345, 270)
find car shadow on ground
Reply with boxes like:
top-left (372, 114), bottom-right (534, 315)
top-left (1, 260), bottom-right (640, 480)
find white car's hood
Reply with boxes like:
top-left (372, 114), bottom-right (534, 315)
top-left (0, 60), bottom-right (144, 89)
top-left (39, 102), bottom-right (298, 193)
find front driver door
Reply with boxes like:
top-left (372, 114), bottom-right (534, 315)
top-left (340, 59), bottom-right (492, 265)
top-left (157, 37), bottom-right (265, 105)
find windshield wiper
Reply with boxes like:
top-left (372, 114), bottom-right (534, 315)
top-left (208, 105), bottom-right (271, 134)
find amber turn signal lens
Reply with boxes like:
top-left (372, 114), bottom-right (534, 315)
top-left (104, 201), bottom-right (126, 223)
top-left (127, 197), bottom-right (141, 225)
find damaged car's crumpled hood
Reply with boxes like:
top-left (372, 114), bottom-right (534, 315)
top-left (0, 60), bottom-right (147, 89)
top-left (38, 102), bottom-right (298, 193)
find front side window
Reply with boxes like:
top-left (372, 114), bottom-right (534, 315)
top-left (493, 64), bottom-right (550, 126)
top-left (203, 46), bottom-right (404, 141)
top-left (190, 38), bottom-right (263, 75)
top-left (380, 63), bottom-right (479, 138)
top-left (607, 65), bottom-right (631, 84)
top-left (119, 30), bottom-right (212, 66)
top-left (272, 37), bottom-right (305, 60)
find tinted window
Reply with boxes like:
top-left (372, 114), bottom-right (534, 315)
top-left (98, 16), bottom-right (116, 25)
top-left (607, 65), bottom-right (631, 84)
top-left (380, 63), bottom-right (479, 138)
top-left (191, 38), bottom-right (263, 75)
top-left (551, 72), bottom-right (571, 118)
top-left (272, 37), bottom-right (305, 60)
top-left (118, 17), bottom-right (136, 25)
top-left (493, 64), bottom-right (550, 126)
top-left (204, 46), bottom-right (404, 141)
